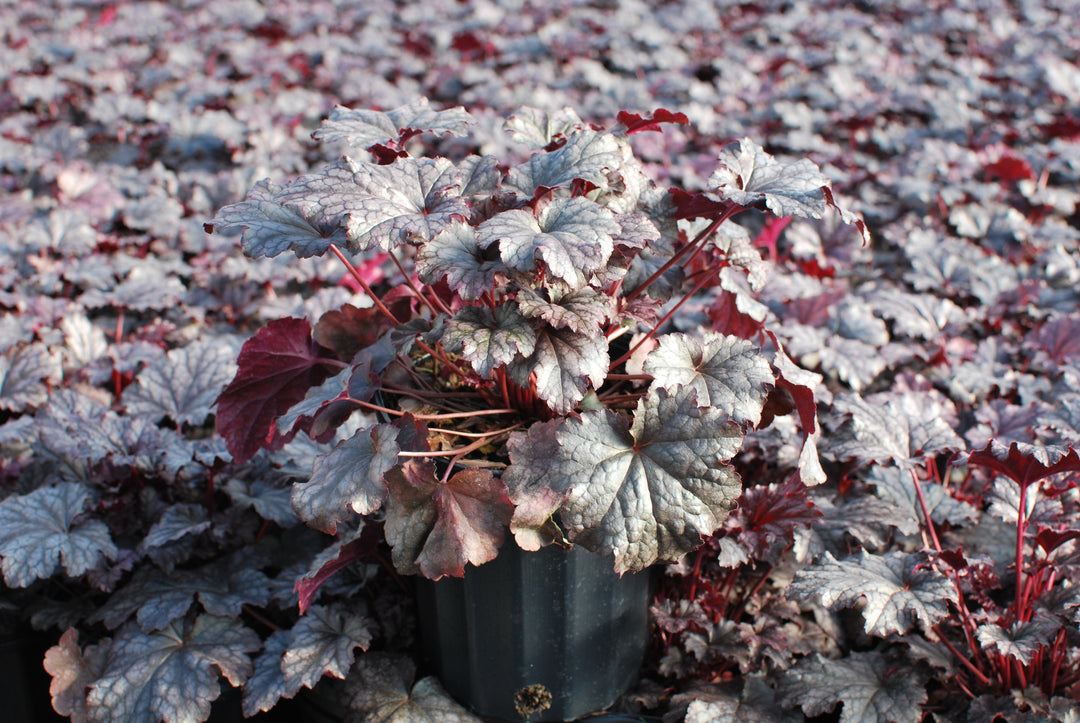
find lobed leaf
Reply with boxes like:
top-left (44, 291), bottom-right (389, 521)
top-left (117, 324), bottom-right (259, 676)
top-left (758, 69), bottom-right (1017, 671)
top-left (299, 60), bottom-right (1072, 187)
top-left (507, 325), bottom-right (608, 415)
top-left (291, 424), bottom-right (400, 533)
top-left (86, 615), bottom-right (260, 723)
top-left (124, 338), bottom-right (239, 427)
top-left (0, 483), bottom-right (117, 588)
top-left (281, 603), bottom-right (373, 691)
top-left (788, 550), bottom-right (955, 636)
top-left (215, 317), bottom-right (341, 465)
top-left (384, 466), bottom-right (513, 579)
top-left (552, 386), bottom-right (744, 573)
top-left (312, 98), bottom-right (474, 149)
top-left (644, 331), bottom-right (774, 427)
top-left (779, 651), bottom-right (927, 723)
top-left (348, 652), bottom-right (481, 723)
top-left (442, 305), bottom-right (537, 377)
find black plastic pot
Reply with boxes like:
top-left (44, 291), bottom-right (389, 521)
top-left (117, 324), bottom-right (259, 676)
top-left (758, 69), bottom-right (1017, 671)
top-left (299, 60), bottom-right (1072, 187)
top-left (416, 543), bottom-right (651, 722)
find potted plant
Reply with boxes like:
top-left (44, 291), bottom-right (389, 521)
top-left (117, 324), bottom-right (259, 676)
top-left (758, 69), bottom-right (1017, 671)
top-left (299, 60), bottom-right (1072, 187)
top-left (205, 99), bottom-right (866, 721)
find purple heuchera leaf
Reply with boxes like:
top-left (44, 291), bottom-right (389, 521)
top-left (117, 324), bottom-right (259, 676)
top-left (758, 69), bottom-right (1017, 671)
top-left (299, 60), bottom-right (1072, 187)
top-left (415, 220), bottom-right (505, 302)
top-left (828, 390), bottom-right (966, 471)
top-left (86, 615), bottom-right (260, 723)
top-left (515, 286), bottom-right (613, 335)
top-left (965, 440), bottom-right (1080, 489)
top-left (477, 196), bottom-right (619, 289)
top-left (290, 424), bottom-right (401, 534)
top-left (0, 342), bottom-right (62, 412)
top-left (507, 325), bottom-right (608, 415)
top-left (0, 482), bottom-right (118, 588)
top-left (44, 629), bottom-right (109, 723)
top-left (312, 98), bottom-right (474, 150)
top-left (505, 130), bottom-right (622, 195)
top-left (503, 420), bottom-right (572, 550)
top-left (644, 331), bottom-right (774, 427)
top-left (206, 179), bottom-right (350, 259)
top-left (273, 156), bottom-right (468, 252)
top-left (442, 305), bottom-right (537, 377)
top-left (281, 603), bottom-right (373, 691)
top-left (347, 652), bottom-right (481, 723)
top-left (780, 651), bottom-right (927, 723)
top-left (708, 138), bottom-right (869, 244)
top-left (124, 338), bottom-right (239, 427)
top-left (550, 386), bottom-right (744, 573)
top-left (215, 317), bottom-right (340, 465)
top-left (788, 550), bottom-right (956, 636)
top-left (976, 619), bottom-right (1059, 665)
top-left (384, 465), bottom-right (513, 579)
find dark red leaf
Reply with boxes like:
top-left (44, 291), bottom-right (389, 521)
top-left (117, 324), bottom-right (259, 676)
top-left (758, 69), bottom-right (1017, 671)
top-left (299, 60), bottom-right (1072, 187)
top-left (313, 303), bottom-right (393, 361)
top-left (752, 215), bottom-right (792, 262)
top-left (1034, 528), bottom-right (1080, 555)
top-left (966, 441), bottom-right (1080, 489)
top-left (937, 548), bottom-right (968, 570)
top-left (215, 318), bottom-right (341, 464)
top-left (983, 154), bottom-right (1034, 184)
top-left (707, 290), bottom-right (765, 340)
top-left (617, 108), bottom-right (690, 135)
top-left (296, 526), bottom-right (381, 615)
top-left (669, 188), bottom-right (730, 220)
top-left (727, 478), bottom-right (820, 562)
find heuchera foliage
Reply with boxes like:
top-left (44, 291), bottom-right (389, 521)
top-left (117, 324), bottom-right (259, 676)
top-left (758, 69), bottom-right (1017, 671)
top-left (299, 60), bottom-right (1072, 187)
top-left (210, 101), bottom-right (849, 580)
top-left (2, 1), bottom-right (1079, 721)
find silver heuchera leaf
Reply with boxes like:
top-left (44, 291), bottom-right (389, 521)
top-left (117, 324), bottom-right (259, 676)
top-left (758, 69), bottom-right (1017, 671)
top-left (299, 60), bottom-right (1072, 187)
top-left (505, 130), bottom-right (623, 195)
top-left (504, 105), bottom-right (585, 148)
top-left (91, 563), bottom-right (272, 632)
top-left (779, 651), bottom-right (927, 723)
top-left (140, 503), bottom-right (211, 552)
top-left (291, 424), bottom-right (401, 534)
top-left (976, 618), bottom-right (1059, 665)
top-left (709, 138), bottom-right (832, 218)
top-left (281, 604), bottom-right (373, 691)
top-left (507, 326), bottom-right (608, 415)
top-left (0, 482), bottom-right (118, 587)
top-left (243, 630), bottom-right (294, 715)
top-left (477, 197), bottom-right (619, 289)
top-left (416, 221), bottom-right (505, 302)
top-left (86, 615), bottom-right (260, 723)
top-left (348, 653), bottom-right (482, 723)
top-left (787, 550), bottom-right (956, 636)
top-left (0, 342), bottom-right (63, 412)
top-left (553, 386), bottom-right (744, 573)
top-left (644, 332), bottom-right (774, 427)
top-left (515, 286), bottom-right (613, 335)
top-left (312, 98), bottom-right (474, 149)
top-left (442, 305), bottom-right (537, 377)
top-left (828, 391), bottom-right (966, 471)
top-left (124, 338), bottom-right (239, 426)
top-left (274, 156), bottom-right (468, 252)
top-left (208, 178), bottom-right (350, 259)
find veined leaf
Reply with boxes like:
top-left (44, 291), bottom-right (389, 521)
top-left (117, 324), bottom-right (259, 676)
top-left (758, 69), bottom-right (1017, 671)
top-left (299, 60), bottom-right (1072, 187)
top-left (273, 156), bottom-right (468, 251)
top-left (282, 603), bottom-right (373, 691)
top-left (788, 550), bottom-right (955, 636)
top-left (507, 325), bottom-right (608, 415)
top-left (442, 305), bottom-right (537, 377)
top-left (780, 651), bottom-right (927, 723)
top-left (291, 424), bottom-right (401, 534)
top-left (552, 386), bottom-right (744, 573)
top-left (207, 178), bottom-right (350, 259)
top-left (477, 197), bottom-right (619, 288)
top-left (644, 331), bottom-right (774, 427)
top-left (505, 130), bottom-right (622, 195)
top-left (124, 338), bottom-right (239, 427)
top-left (515, 286), bottom-right (613, 335)
top-left (348, 653), bottom-right (481, 723)
top-left (312, 98), bottom-right (474, 149)
top-left (215, 317), bottom-right (341, 465)
top-left (0, 342), bottom-right (62, 412)
top-left (384, 465), bottom-right (513, 580)
top-left (0, 483), bottom-right (117, 588)
top-left (86, 615), bottom-right (260, 723)
top-left (416, 221), bottom-right (505, 302)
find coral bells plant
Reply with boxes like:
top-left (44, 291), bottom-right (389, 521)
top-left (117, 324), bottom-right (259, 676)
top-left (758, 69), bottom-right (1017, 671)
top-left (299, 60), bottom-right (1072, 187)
top-left (209, 99), bottom-right (865, 584)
